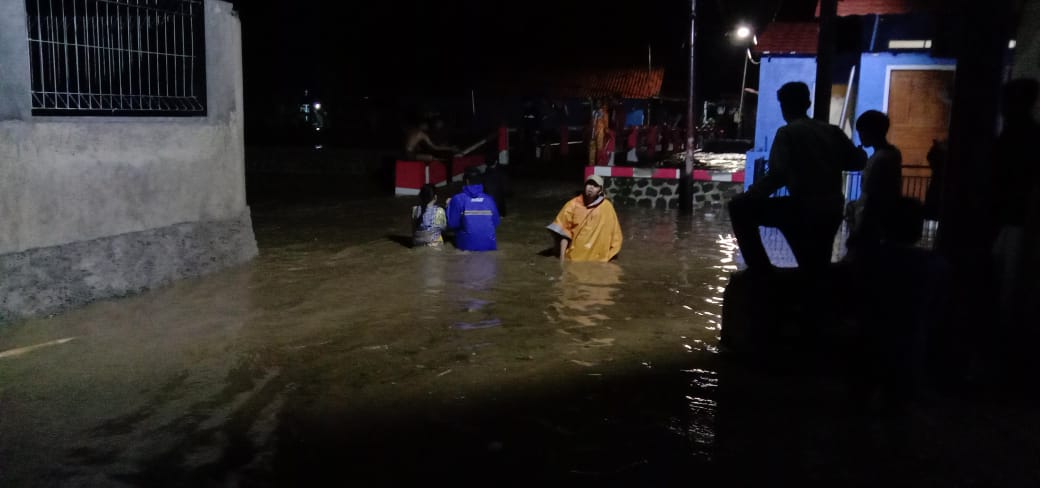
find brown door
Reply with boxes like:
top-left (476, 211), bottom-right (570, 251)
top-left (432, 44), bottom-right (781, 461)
top-left (886, 68), bottom-right (955, 199)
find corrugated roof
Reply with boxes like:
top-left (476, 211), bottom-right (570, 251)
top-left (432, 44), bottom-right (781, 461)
top-left (485, 68), bottom-right (664, 99)
top-left (815, 0), bottom-right (913, 17)
top-left (557, 68), bottom-right (664, 99)
top-left (753, 22), bottom-right (819, 55)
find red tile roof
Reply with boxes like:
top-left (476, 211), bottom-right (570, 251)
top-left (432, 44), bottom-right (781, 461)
top-left (485, 67), bottom-right (665, 99)
top-left (753, 22), bottom-right (819, 55)
top-left (815, 0), bottom-right (913, 17)
top-left (552, 68), bottom-right (665, 99)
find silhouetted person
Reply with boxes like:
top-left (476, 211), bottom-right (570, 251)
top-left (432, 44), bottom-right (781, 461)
top-left (728, 81), bottom-right (866, 273)
top-left (991, 78), bottom-right (1040, 347)
top-left (521, 100), bottom-right (542, 162)
top-left (848, 110), bottom-right (903, 254)
top-left (923, 139), bottom-right (947, 222)
top-left (481, 158), bottom-right (510, 217)
top-left (850, 197), bottom-right (949, 445)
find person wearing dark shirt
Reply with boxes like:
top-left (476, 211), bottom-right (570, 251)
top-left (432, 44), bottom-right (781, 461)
top-left (992, 78), bottom-right (1040, 342)
top-left (848, 110), bottom-right (903, 253)
top-left (480, 159), bottom-right (510, 217)
top-left (850, 197), bottom-right (949, 441)
top-left (729, 81), bottom-right (867, 272)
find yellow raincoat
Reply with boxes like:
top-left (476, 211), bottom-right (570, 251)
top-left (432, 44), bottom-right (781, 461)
top-left (548, 196), bottom-right (623, 261)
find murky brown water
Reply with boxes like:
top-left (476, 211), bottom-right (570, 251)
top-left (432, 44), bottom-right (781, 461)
top-left (0, 180), bottom-right (735, 485)
top-left (1, 179), bottom-right (1038, 486)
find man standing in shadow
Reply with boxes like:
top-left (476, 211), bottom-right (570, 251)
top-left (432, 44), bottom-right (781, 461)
top-left (728, 81), bottom-right (866, 274)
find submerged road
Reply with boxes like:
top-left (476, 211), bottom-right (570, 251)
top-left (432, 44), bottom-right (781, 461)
top-left (1, 179), bottom-right (1038, 486)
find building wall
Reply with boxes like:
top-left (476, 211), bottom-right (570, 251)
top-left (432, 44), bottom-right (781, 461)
top-left (745, 56), bottom-right (817, 188)
top-left (603, 177), bottom-right (743, 210)
top-left (0, 0), bottom-right (257, 320)
top-left (750, 56), bottom-right (818, 153)
top-left (1013, 0), bottom-right (1040, 121)
top-left (743, 52), bottom-right (956, 189)
top-left (854, 52), bottom-right (956, 145)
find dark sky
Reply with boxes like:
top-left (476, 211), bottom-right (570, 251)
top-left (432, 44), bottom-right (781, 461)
top-left (234, 0), bottom-right (819, 102)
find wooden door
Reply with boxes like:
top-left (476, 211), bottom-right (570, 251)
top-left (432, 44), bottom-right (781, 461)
top-left (886, 69), bottom-right (955, 166)
top-left (886, 68), bottom-right (954, 199)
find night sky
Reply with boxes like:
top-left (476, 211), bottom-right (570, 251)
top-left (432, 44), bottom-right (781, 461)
top-left (234, 0), bottom-right (820, 104)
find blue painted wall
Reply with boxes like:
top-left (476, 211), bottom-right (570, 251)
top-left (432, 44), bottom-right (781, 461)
top-left (751, 56), bottom-right (818, 152)
top-left (852, 52), bottom-right (955, 145)
top-left (744, 51), bottom-right (955, 190)
top-left (745, 56), bottom-right (816, 189)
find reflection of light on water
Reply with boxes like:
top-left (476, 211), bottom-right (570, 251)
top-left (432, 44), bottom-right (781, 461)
top-left (670, 368), bottom-right (719, 458)
top-left (715, 234), bottom-right (740, 272)
top-left (707, 234), bottom-right (735, 335)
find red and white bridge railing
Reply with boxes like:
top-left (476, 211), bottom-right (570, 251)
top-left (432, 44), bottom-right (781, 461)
top-left (394, 125), bottom-right (510, 196)
top-left (584, 165), bottom-right (745, 183)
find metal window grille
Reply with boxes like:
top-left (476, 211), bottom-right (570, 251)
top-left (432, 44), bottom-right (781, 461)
top-left (25, 0), bottom-right (206, 116)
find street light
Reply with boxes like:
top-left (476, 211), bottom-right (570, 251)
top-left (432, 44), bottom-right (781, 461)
top-left (734, 25), bottom-right (755, 138)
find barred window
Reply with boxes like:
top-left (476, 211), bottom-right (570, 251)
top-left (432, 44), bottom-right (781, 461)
top-left (25, 0), bottom-right (206, 116)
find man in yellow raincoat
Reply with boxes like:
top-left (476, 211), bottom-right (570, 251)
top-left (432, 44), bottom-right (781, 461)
top-left (547, 174), bottom-right (623, 262)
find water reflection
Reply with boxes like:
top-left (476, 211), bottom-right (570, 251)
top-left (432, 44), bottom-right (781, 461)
top-left (549, 262), bottom-right (623, 329)
top-left (0, 184), bottom-right (747, 485)
top-left (447, 251), bottom-right (501, 329)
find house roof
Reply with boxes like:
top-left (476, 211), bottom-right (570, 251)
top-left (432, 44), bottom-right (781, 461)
top-left (815, 0), bottom-right (913, 17)
top-left (753, 22), bottom-right (819, 55)
top-left (485, 67), bottom-right (665, 99)
top-left (558, 68), bottom-right (664, 99)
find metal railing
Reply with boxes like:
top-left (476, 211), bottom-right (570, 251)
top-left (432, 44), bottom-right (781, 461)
top-left (25, 0), bottom-right (206, 116)
top-left (751, 160), bottom-right (933, 205)
top-left (900, 165), bottom-right (931, 202)
top-left (842, 165), bottom-right (932, 203)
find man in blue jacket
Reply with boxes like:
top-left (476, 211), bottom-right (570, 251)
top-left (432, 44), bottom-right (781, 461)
top-left (447, 167), bottom-right (500, 251)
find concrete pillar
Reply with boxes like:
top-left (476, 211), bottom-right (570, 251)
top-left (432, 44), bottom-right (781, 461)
top-left (0, 0), bottom-right (32, 120)
top-left (938, 0), bottom-right (1014, 357)
top-left (813, 0), bottom-right (837, 122)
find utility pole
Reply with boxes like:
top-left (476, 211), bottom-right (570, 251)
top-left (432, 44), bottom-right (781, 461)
top-left (814, 0), bottom-right (837, 122)
top-left (680, 0), bottom-right (697, 214)
top-left (737, 48), bottom-right (749, 137)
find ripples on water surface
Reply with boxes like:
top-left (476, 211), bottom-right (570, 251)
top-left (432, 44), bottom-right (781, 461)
top-left (0, 181), bottom-right (1000, 486)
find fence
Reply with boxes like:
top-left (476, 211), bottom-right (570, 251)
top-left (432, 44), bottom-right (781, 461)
top-left (25, 0), bottom-right (206, 115)
top-left (755, 159), bottom-right (933, 203)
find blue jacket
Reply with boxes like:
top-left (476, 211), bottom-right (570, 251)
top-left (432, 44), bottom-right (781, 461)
top-left (447, 184), bottom-right (500, 251)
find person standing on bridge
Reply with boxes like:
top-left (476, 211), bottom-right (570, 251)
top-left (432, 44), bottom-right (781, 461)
top-left (404, 120), bottom-right (458, 162)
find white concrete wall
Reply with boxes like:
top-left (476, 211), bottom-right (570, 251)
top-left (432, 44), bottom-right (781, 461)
top-left (0, 0), bottom-right (247, 254)
top-left (1014, 0), bottom-right (1040, 119)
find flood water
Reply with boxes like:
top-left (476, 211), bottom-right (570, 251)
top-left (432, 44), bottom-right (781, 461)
top-left (2, 178), bottom-right (1038, 486)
